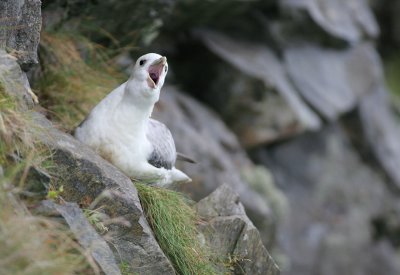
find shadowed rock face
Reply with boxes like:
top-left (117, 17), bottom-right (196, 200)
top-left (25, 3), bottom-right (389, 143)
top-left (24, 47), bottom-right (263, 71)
top-left (0, 0), bottom-right (42, 70)
top-left (196, 184), bottom-right (280, 275)
top-left (256, 125), bottom-right (400, 275)
top-left (197, 30), bottom-right (321, 147)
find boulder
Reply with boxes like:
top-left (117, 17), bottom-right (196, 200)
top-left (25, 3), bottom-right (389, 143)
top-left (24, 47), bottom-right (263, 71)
top-left (0, 0), bottom-right (42, 70)
top-left (195, 184), bottom-right (280, 275)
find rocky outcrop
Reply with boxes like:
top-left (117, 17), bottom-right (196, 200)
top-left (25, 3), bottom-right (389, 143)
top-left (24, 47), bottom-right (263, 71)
top-left (196, 184), bottom-right (280, 275)
top-left (0, 0), bottom-right (42, 70)
top-left (196, 30), bottom-right (321, 147)
top-left (254, 125), bottom-right (400, 275)
top-left (1, 23), bottom-right (279, 274)
top-left (148, 1), bottom-right (400, 275)
top-left (6, 0), bottom-right (400, 275)
top-left (38, 120), bottom-right (177, 275)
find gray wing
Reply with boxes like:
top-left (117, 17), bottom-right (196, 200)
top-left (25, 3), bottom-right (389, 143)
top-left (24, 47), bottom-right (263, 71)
top-left (146, 119), bottom-right (177, 170)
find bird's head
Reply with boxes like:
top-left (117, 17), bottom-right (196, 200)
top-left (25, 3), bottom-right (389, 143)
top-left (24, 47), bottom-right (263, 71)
top-left (125, 53), bottom-right (168, 106)
top-left (131, 53), bottom-right (168, 93)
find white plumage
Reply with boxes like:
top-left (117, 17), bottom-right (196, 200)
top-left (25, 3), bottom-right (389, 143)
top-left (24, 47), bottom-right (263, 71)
top-left (74, 53), bottom-right (191, 185)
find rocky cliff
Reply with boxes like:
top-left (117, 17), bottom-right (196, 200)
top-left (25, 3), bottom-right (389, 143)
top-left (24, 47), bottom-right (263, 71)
top-left (2, 0), bottom-right (400, 275)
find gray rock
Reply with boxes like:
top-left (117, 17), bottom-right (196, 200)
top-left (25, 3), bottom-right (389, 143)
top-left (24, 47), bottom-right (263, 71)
top-left (42, 200), bottom-right (121, 275)
top-left (0, 0), bottom-right (42, 70)
top-left (359, 86), bottom-right (400, 190)
top-left (36, 117), bottom-right (176, 275)
top-left (284, 43), bottom-right (381, 120)
top-left (197, 30), bottom-right (321, 146)
top-left (196, 184), bottom-right (280, 275)
top-left (258, 124), bottom-right (400, 275)
top-left (0, 50), bottom-right (38, 108)
top-left (153, 86), bottom-right (284, 245)
top-left (281, 0), bottom-right (379, 42)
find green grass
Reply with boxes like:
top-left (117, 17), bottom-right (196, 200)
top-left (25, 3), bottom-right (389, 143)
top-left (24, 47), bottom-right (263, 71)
top-left (135, 182), bottom-right (217, 275)
top-left (0, 86), bottom-right (95, 275)
top-left (34, 32), bottom-right (124, 130)
top-left (385, 54), bottom-right (400, 97)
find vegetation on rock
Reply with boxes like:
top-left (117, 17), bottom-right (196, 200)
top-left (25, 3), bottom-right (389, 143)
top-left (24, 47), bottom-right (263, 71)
top-left (35, 32), bottom-right (123, 130)
top-left (135, 182), bottom-right (217, 275)
top-left (0, 88), bottom-right (95, 274)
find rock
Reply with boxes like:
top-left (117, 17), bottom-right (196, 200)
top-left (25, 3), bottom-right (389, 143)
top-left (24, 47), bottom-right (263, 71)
top-left (358, 86), bottom-right (400, 191)
top-left (153, 86), bottom-right (284, 245)
top-left (281, 0), bottom-right (379, 43)
top-left (195, 184), bottom-right (280, 275)
top-left (0, 50), bottom-right (38, 108)
top-left (0, 0), bottom-right (42, 70)
top-left (196, 30), bottom-right (321, 146)
top-left (36, 117), bottom-right (176, 275)
top-left (256, 124), bottom-right (400, 275)
top-left (42, 200), bottom-right (121, 275)
top-left (284, 43), bottom-right (381, 120)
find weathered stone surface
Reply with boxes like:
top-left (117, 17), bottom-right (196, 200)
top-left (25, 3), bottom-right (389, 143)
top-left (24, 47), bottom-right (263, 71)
top-left (0, 0), bottom-right (42, 69)
top-left (284, 43), bottom-right (380, 120)
top-left (257, 125), bottom-right (400, 275)
top-left (153, 86), bottom-right (286, 245)
top-left (281, 0), bottom-right (379, 42)
top-left (196, 184), bottom-right (280, 275)
top-left (0, 50), bottom-right (37, 108)
top-left (197, 30), bottom-right (321, 146)
top-left (42, 200), bottom-right (121, 275)
top-left (359, 86), bottom-right (400, 190)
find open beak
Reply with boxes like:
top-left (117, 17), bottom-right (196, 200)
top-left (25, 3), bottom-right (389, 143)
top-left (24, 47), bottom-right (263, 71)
top-left (147, 56), bottom-right (167, 89)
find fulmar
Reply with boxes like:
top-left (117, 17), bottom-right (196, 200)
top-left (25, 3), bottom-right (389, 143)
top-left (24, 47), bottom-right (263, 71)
top-left (74, 53), bottom-right (192, 186)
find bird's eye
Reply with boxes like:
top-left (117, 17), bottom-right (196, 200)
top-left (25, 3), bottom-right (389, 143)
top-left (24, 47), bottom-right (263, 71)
top-left (139, 59), bottom-right (146, 66)
top-left (165, 66), bottom-right (168, 72)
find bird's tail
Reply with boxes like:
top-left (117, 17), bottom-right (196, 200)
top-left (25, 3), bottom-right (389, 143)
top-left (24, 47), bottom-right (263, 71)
top-left (171, 168), bottom-right (192, 184)
top-left (176, 152), bottom-right (196, 164)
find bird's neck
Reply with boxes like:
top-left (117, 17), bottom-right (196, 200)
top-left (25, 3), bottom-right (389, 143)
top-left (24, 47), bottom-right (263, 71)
top-left (113, 83), bottom-right (156, 135)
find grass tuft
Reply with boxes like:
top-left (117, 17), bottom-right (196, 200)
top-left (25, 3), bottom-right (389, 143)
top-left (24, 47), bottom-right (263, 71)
top-left (0, 85), bottom-right (96, 274)
top-left (135, 182), bottom-right (217, 275)
top-left (0, 196), bottom-right (92, 275)
top-left (35, 32), bottom-right (123, 130)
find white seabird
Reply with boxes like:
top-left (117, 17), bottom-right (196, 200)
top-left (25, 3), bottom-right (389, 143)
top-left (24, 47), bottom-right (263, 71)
top-left (74, 53), bottom-right (192, 186)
